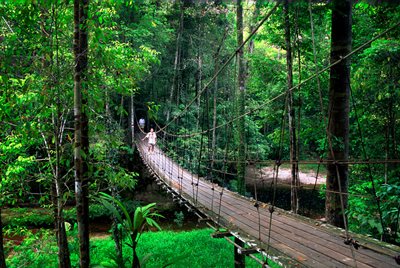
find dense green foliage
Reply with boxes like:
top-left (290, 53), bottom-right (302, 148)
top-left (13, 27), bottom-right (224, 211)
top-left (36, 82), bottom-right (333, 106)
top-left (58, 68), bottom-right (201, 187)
top-left (1, 0), bottom-right (400, 266)
top-left (2, 201), bottom-right (140, 229)
top-left (6, 228), bottom-right (269, 268)
top-left (142, 1), bottom-right (400, 243)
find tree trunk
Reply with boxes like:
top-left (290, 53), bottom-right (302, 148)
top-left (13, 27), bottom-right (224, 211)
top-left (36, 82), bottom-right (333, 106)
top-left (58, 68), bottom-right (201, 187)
top-left (130, 93), bottom-right (135, 150)
top-left (195, 46), bottom-right (202, 131)
top-left (166, 3), bottom-right (183, 123)
top-left (248, 1), bottom-right (260, 54)
top-left (56, 205), bottom-right (71, 268)
top-left (236, 0), bottom-right (246, 195)
top-left (325, 0), bottom-right (352, 228)
top-left (0, 207), bottom-right (6, 268)
top-left (211, 27), bottom-right (228, 172)
top-left (55, 132), bottom-right (71, 268)
top-left (55, 82), bottom-right (71, 268)
top-left (284, 0), bottom-right (299, 214)
top-left (74, 0), bottom-right (90, 266)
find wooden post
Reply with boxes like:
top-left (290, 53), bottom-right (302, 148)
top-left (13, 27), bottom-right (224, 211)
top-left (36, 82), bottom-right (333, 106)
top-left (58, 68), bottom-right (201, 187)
top-left (234, 237), bottom-right (245, 268)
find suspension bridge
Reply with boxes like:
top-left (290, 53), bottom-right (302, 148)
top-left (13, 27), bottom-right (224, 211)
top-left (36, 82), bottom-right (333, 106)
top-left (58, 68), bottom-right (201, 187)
top-left (136, 138), bottom-right (399, 268)
top-left (132, 3), bottom-right (400, 267)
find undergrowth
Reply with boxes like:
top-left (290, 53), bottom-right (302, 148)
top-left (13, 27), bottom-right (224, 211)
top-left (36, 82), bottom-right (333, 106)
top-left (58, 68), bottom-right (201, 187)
top-left (2, 201), bottom-right (140, 228)
top-left (6, 228), bottom-right (279, 267)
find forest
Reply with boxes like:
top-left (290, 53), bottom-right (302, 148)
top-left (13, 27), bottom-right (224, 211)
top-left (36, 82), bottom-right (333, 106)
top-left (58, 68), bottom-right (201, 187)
top-left (1, 0), bottom-right (399, 267)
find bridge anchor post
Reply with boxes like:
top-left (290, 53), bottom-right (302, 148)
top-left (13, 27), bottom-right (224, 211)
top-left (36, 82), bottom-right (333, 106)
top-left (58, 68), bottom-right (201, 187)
top-left (234, 237), bottom-right (245, 268)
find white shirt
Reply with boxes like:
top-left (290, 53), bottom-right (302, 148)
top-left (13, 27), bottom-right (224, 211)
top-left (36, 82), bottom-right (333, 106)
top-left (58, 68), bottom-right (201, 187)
top-left (146, 132), bottom-right (156, 144)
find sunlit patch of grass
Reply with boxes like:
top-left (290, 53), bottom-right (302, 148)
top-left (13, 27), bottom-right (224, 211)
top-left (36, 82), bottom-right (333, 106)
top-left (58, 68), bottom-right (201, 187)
top-left (7, 228), bottom-right (281, 267)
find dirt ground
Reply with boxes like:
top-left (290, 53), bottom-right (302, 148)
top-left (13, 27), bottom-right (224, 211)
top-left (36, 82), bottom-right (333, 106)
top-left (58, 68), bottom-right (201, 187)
top-left (246, 165), bottom-right (326, 186)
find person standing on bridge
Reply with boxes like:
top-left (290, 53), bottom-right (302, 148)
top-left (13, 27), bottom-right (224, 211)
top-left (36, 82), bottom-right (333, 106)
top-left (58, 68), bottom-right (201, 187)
top-left (139, 118), bottom-right (145, 130)
top-left (142, 128), bottom-right (157, 154)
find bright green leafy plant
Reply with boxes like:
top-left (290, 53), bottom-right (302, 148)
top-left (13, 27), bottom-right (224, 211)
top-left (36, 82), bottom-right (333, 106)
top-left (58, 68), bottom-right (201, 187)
top-left (98, 192), bottom-right (163, 268)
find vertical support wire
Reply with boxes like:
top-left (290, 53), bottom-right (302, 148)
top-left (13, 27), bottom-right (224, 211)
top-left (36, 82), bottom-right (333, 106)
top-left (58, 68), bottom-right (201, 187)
top-left (324, 78), bottom-right (358, 266)
top-left (307, 0), bottom-right (327, 210)
top-left (349, 80), bottom-right (386, 241)
top-left (267, 90), bottom-right (289, 254)
top-left (195, 95), bottom-right (206, 206)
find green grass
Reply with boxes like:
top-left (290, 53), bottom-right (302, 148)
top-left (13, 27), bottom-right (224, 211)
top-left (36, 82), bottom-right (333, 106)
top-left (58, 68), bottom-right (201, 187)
top-left (91, 229), bottom-right (268, 267)
top-left (7, 228), bottom-right (279, 267)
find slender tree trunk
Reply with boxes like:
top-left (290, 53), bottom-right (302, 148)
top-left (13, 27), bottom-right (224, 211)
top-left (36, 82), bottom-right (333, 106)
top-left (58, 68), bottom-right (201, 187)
top-left (211, 76), bottom-right (218, 170)
top-left (0, 207), bottom-right (6, 268)
top-left (248, 1), bottom-right (260, 55)
top-left (236, 0), bottom-right (246, 195)
top-left (55, 120), bottom-right (71, 268)
top-left (130, 93), bottom-right (135, 150)
top-left (325, 0), bottom-right (352, 228)
top-left (211, 27), bottom-right (228, 171)
top-left (74, 0), bottom-right (90, 266)
top-left (388, 97), bottom-right (397, 160)
top-left (42, 116), bottom-right (71, 268)
top-left (56, 198), bottom-right (71, 268)
top-left (48, 4), bottom-right (72, 266)
top-left (166, 3), bottom-right (183, 123)
top-left (196, 47), bottom-right (202, 131)
top-left (385, 126), bottom-right (389, 184)
top-left (105, 91), bottom-right (124, 267)
top-left (284, 0), bottom-right (299, 214)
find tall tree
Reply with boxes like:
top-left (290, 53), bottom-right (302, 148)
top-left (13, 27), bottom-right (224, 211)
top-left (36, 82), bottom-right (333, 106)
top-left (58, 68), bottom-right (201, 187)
top-left (0, 206), bottom-right (5, 268)
top-left (325, 0), bottom-right (352, 227)
top-left (166, 1), bottom-right (184, 123)
top-left (73, 0), bottom-right (90, 266)
top-left (45, 4), bottom-right (72, 266)
top-left (236, 0), bottom-right (246, 195)
top-left (211, 25), bottom-right (229, 174)
top-left (283, 0), bottom-right (299, 214)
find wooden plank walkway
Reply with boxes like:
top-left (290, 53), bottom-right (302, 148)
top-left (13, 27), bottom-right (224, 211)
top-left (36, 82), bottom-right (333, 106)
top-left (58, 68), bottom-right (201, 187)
top-left (136, 140), bottom-right (400, 267)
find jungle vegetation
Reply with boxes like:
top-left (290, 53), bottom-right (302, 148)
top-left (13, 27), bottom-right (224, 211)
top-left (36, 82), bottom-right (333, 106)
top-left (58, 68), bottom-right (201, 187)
top-left (0, 0), bottom-right (399, 267)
